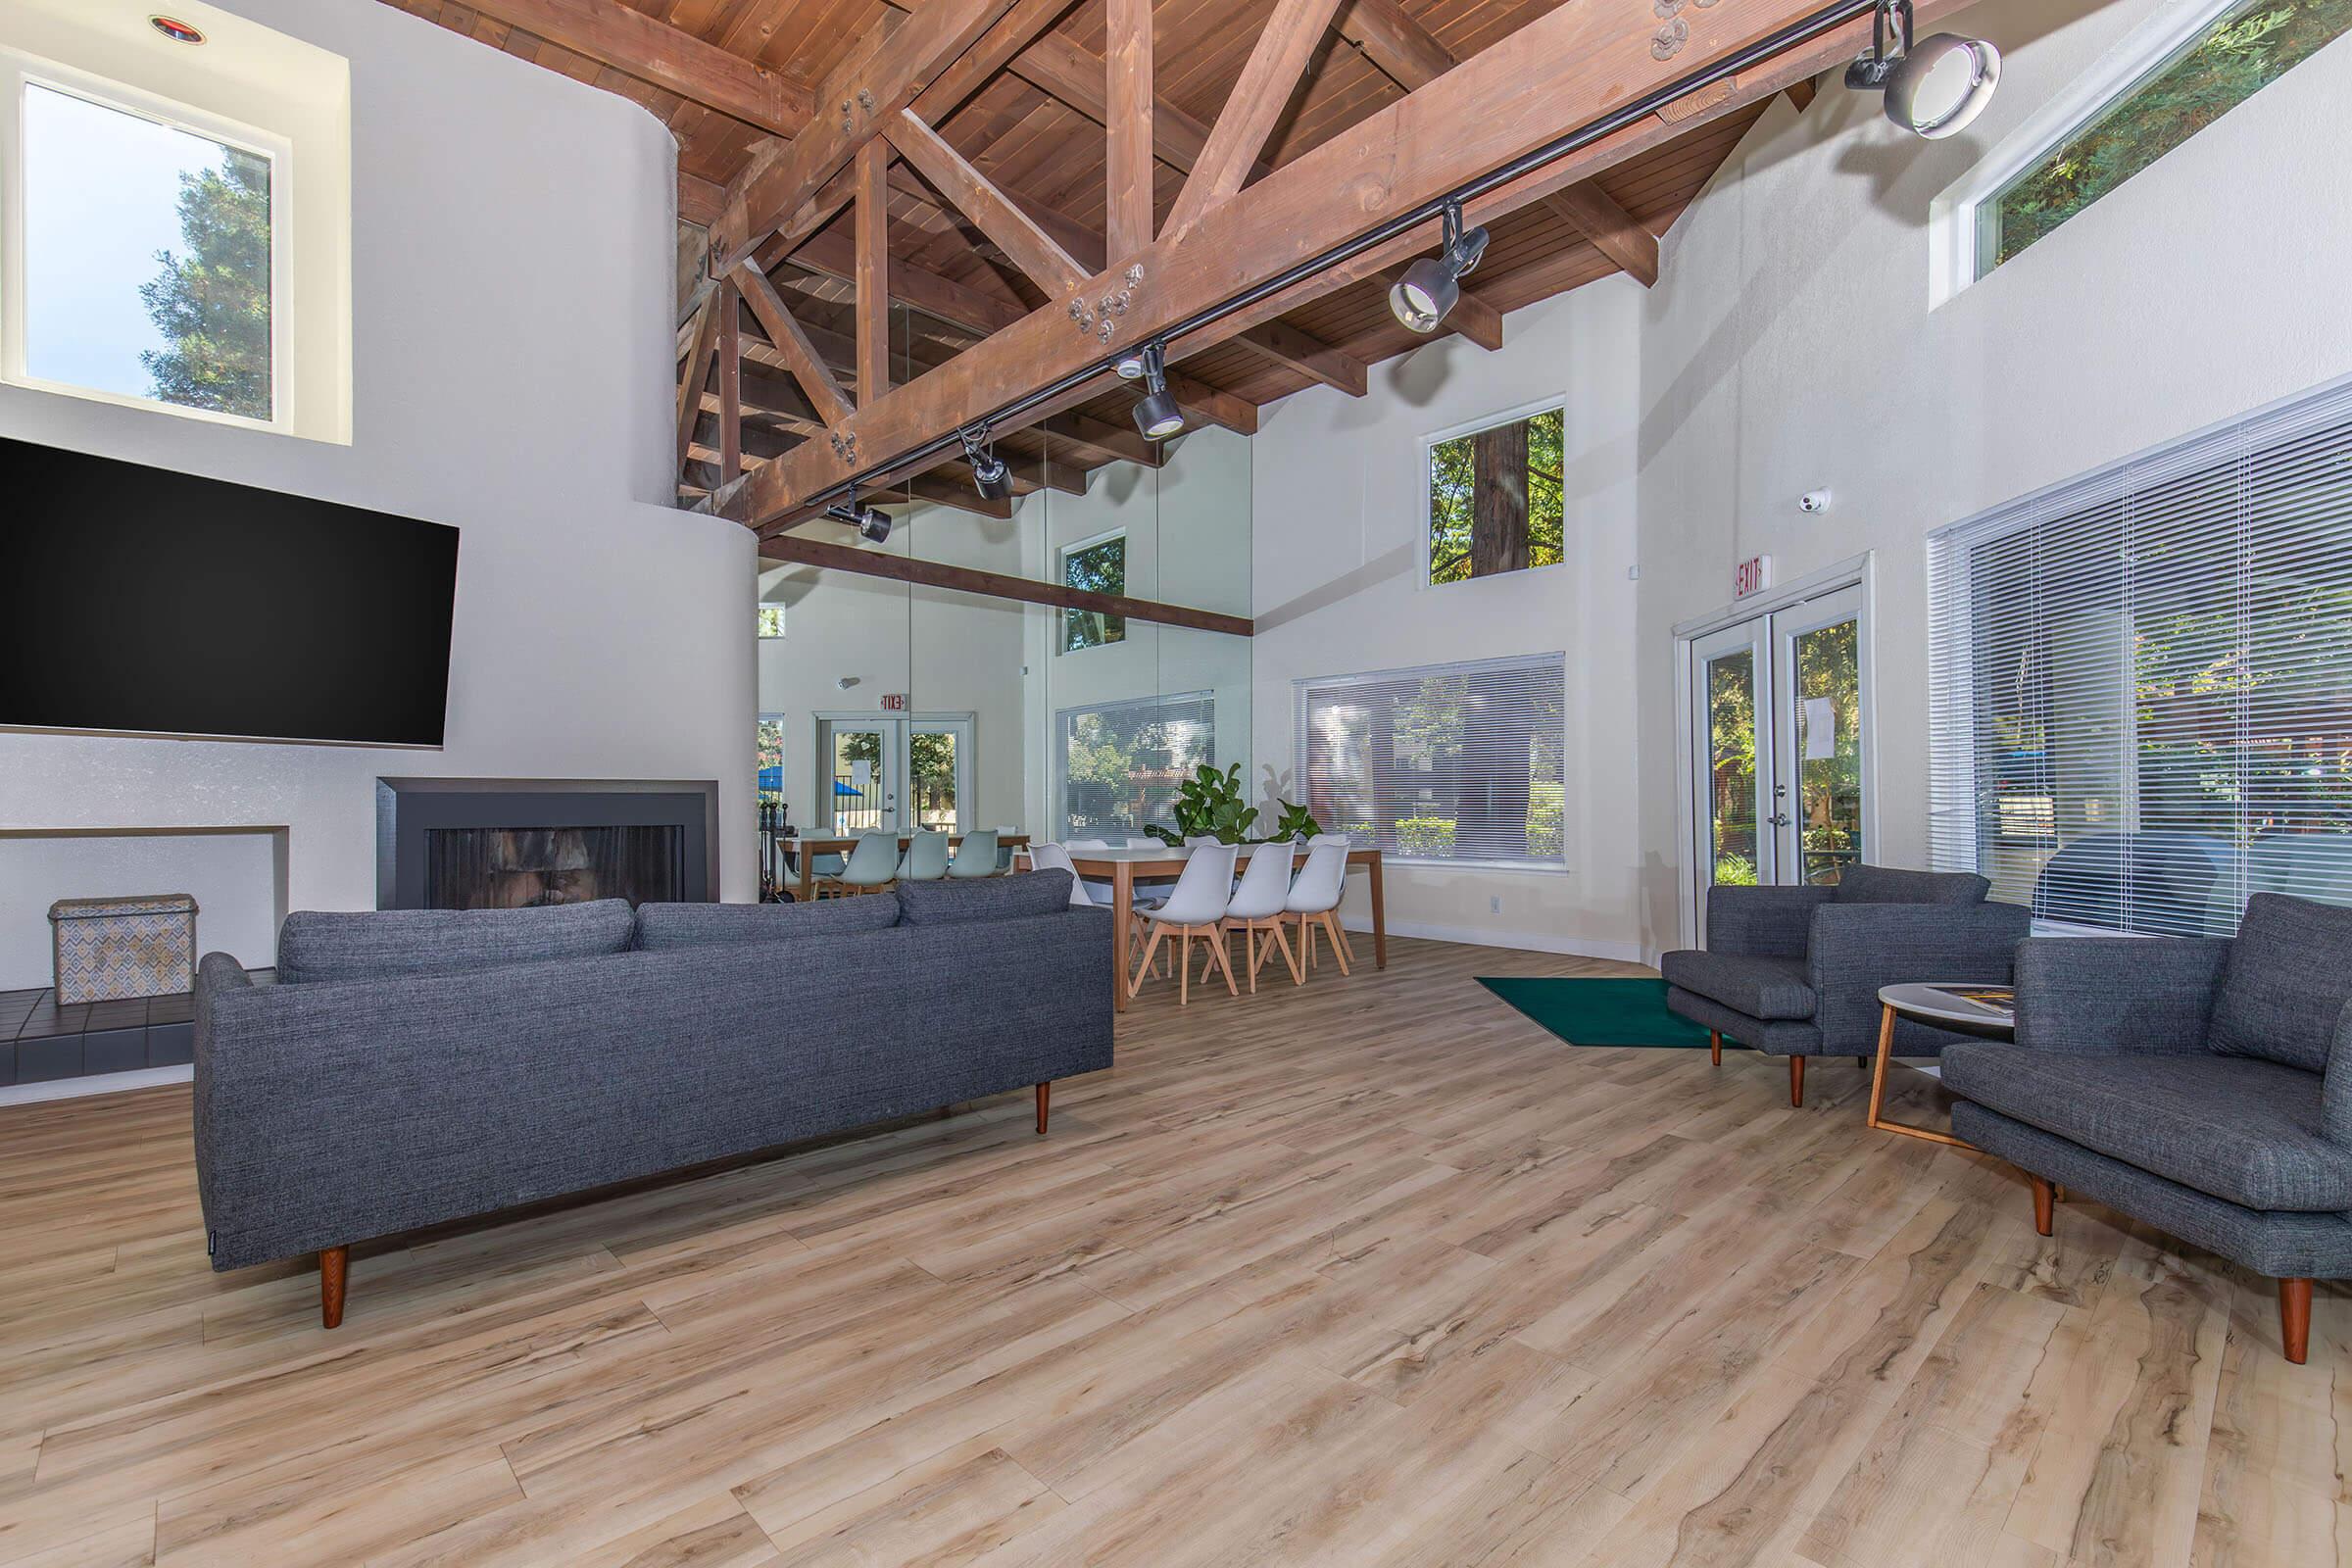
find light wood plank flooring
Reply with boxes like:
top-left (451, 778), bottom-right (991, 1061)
top-left (1, 936), bottom-right (2343, 1567)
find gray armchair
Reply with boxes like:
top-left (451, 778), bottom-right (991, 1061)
top-left (1661, 864), bottom-right (2030, 1107)
top-left (1943, 893), bottom-right (2352, 1363)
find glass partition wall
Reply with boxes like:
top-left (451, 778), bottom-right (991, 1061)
top-left (754, 330), bottom-right (1252, 894)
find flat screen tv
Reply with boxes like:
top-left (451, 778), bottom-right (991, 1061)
top-left (0, 435), bottom-right (459, 747)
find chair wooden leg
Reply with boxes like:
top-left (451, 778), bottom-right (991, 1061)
top-left (1127, 927), bottom-right (1165, 1000)
top-left (2030, 1175), bottom-right (2055, 1238)
top-left (1321, 912), bottom-right (1351, 976)
top-left (1206, 926), bottom-right (1240, 997)
top-left (1788, 1055), bottom-right (1805, 1108)
top-left (1710, 1029), bottom-right (1722, 1067)
top-left (1179, 932), bottom-right (1192, 1006)
top-left (2278, 1277), bottom-right (2312, 1364)
top-left (1273, 918), bottom-right (1303, 986)
top-left (1035, 1082), bottom-right (1051, 1137)
top-left (320, 1246), bottom-right (348, 1330)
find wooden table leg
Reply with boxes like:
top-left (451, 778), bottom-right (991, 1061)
top-left (1112, 860), bottom-right (1133, 1014)
top-left (1867, 1002), bottom-right (1974, 1150)
top-left (798, 843), bottom-right (815, 904)
top-left (1369, 853), bottom-right (1387, 970)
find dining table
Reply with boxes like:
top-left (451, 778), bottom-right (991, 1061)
top-left (1057, 843), bottom-right (1388, 1012)
top-left (783, 831), bottom-right (1030, 904)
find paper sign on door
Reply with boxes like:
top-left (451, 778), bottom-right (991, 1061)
top-left (1801, 697), bottom-right (1836, 761)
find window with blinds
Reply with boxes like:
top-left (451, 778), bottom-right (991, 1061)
top-left (1056, 690), bottom-right (1216, 839)
top-left (1928, 378), bottom-right (2352, 937)
top-left (1297, 654), bottom-right (1566, 867)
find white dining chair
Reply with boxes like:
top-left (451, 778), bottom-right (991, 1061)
top-left (899, 829), bottom-right (950, 881)
top-left (1212, 840), bottom-right (1302, 991)
top-left (1130, 842), bottom-right (1239, 1004)
top-left (1027, 842), bottom-right (1098, 908)
top-left (1285, 834), bottom-right (1354, 976)
top-left (835, 830), bottom-right (900, 895)
top-left (948, 828), bottom-right (999, 878)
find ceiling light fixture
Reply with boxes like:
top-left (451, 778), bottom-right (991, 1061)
top-left (149, 15), bottom-right (208, 44)
top-left (959, 426), bottom-right (1012, 501)
top-left (1844, 0), bottom-right (1999, 139)
top-left (826, 493), bottom-right (893, 544)
top-left (1125, 342), bottom-right (1185, 441)
top-left (1389, 201), bottom-right (1490, 333)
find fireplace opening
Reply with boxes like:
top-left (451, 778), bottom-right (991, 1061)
top-left (423, 825), bottom-right (684, 909)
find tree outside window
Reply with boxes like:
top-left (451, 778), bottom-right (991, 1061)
top-left (757, 605), bottom-right (786, 638)
top-left (1428, 407), bottom-right (1565, 586)
top-left (1061, 535), bottom-right (1126, 652)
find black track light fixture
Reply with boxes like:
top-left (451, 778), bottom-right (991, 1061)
top-left (959, 426), bottom-right (1012, 501)
top-left (1844, 0), bottom-right (1999, 140)
top-left (1115, 342), bottom-right (1186, 441)
top-left (1390, 201), bottom-right (1489, 334)
top-left (826, 492), bottom-right (894, 544)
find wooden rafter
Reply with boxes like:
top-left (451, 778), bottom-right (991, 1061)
top-left (1161, 0), bottom-right (1347, 244)
top-left (1235, 321), bottom-right (1366, 397)
top-left (763, 534), bottom-right (1251, 637)
top-left (716, 279), bottom-right (743, 483)
top-left (1103, 0), bottom-right (1154, 260)
top-left (719, 0), bottom-right (1947, 531)
top-left (855, 141), bottom-right (893, 407)
top-left (674, 290), bottom-right (720, 473)
top-left (732, 263), bottom-right (855, 429)
top-left (450, 0), bottom-right (812, 135)
top-left (1334, 0), bottom-right (1659, 287)
top-left (884, 112), bottom-right (1088, 296)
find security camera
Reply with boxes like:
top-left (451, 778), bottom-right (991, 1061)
top-left (1798, 489), bottom-right (1834, 514)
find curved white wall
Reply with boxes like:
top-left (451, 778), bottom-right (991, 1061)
top-left (0, 0), bottom-right (757, 954)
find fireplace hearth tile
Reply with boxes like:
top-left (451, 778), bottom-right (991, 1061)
top-left (148, 1022), bottom-right (195, 1067)
top-left (0, 1043), bottom-right (14, 1086)
top-left (19, 1002), bottom-right (88, 1041)
top-left (148, 992), bottom-right (195, 1024)
top-left (81, 1028), bottom-right (147, 1075)
top-left (17, 1035), bottom-right (80, 1083)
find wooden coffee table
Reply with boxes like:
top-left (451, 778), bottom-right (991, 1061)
top-left (1868, 983), bottom-right (2015, 1149)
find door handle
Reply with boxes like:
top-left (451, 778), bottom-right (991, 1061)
top-left (1768, 812), bottom-right (1792, 827)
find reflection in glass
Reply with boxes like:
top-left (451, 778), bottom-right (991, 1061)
top-left (1792, 620), bottom-right (1862, 885)
top-left (1057, 692), bottom-right (1216, 838)
top-left (1061, 533), bottom-right (1127, 652)
top-left (827, 724), bottom-right (887, 834)
top-left (1706, 651), bottom-right (1759, 887)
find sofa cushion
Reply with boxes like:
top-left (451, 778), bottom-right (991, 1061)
top-left (1656, 950), bottom-right (1816, 1020)
top-left (2208, 893), bottom-right (2352, 1073)
top-left (633, 897), bottom-right (900, 951)
top-left (1942, 1043), bottom-right (2352, 1211)
top-left (1834, 865), bottom-right (1989, 906)
top-left (276, 900), bottom-right (636, 985)
top-left (896, 870), bottom-right (1077, 925)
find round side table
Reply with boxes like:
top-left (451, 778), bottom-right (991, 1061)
top-left (1869, 984), bottom-right (2014, 1149)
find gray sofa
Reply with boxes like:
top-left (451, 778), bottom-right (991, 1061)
top-left (1944, 893), bottom-right (2352, 1363)
top-left (1661, 865), bottom-right (2030, 1106)
top-left (195, 872), bottom-right (1111, 1327)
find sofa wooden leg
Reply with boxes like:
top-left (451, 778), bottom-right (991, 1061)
top-left (1035, 1082), bottom-right (1051, 1136)
top-left (1710, 1030), bottom-right (1722, 1067)
top-left (2030, 1176), bottom-right (2055, 1239)
top-left (1788, 1056), bottom-right (1805, 1108)
top-left (2279, 1277), bottom-right (2312, 1364)
top-left (320, 1246), bottom-right (348, 1330)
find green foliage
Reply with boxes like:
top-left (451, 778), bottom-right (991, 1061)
top-left (1146, 762), bottom-right (1257, 846)
top-left (1396, 816), bottom-right (1457, 857)
top-left (1267, 799), bottom-right (1322, 843)
top-left (140, 147), bottom-right (272, 420)
top-left (1061, 536), bottom-right (1127, 652)
top-left (1428, 408), bottom-right (1565, 585)
top-left (1990, 1), bottom-right (2352, 269)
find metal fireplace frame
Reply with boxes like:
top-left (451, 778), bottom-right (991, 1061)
top-left (373, 778), bottom-right (719, 910)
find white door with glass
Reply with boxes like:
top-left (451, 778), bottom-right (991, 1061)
top-left (1687, 585), bottom-right (1869, 906)
top-left (815, 715), bottom-right (973, 834)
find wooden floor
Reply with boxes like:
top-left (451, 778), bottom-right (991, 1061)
top-left (2, 937), bottom-right (2343, 1568)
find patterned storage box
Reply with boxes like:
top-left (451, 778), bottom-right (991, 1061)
top-left (49, 894), bottom-right (200, 1004)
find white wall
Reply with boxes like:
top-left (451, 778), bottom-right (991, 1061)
top-left (1250, 283), bottom-right (1646, 960)
top-left (1631, 0), bottom-right (2352, 956)
top-left (0, 0), bottom-right (758, 934)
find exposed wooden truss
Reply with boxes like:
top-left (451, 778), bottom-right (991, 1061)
top-left (763, 533), bottom-right (1252, 636)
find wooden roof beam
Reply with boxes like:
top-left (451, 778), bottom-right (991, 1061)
top-left (1103, 0), bottom-right (1153, 260)
top-left (1235, 321), bottom-right (1366, 397)
top-left (1161, 0), bottom-right (1347, 244)
top-left (454, 0), bottom-right (812, 135)
top-left (884, 111), bottom-right (1089, 296)
top-left (732, 264), bottom-right (856, 428)
top-left (763, 533), bottom-right (1251, 636)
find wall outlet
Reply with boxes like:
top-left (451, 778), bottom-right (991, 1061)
top-left (1489, 896), bottom-right (1501, 914)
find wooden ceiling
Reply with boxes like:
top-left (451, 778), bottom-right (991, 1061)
top-left (383, 0), bottom-right (1813, 517)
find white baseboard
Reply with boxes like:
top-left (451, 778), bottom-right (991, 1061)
top-left (0, 1065), bottom-right (192, 1107)
top-left (1339, 915), bottom-right (1647, 965)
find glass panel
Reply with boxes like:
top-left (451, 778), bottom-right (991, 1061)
top-left (1705, 652), bottom-right (1760, 887)
top-left (1791, 620), bottom-right (1863, 885)
top-left (757, 605), bottom-right (786, 638)
top-left (23, 83), bottom-right (273, 419)
top-left (909, 726), bottom-right (959, 832)
top-left (1061, 535), bottom-right (1127, 652)
top-left (1428, 406), bottom-right (1564, 585)
top-left (828, 726), bottom-right (887, 834)
top-left (756, 717), bottom-right (785, 809)
top-left (1982, 0), bottom-right (2352, 271)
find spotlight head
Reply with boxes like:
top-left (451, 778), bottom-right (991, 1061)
top-left (1122, 342), bottom-right (1186, 440)
top-left (1112, 349), bottom-right (1150, 380)
top-left (1846, 1), bottom-right (1998, 140)
top-left (1389, 203), bottom-right (1489, 334)
top-left (856, 505), bottom-right (892, 544)
top-left (960, 426), bottom-right (1013, 501)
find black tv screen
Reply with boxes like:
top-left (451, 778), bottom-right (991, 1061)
top-left (0, 435), bottom-right (459, 747)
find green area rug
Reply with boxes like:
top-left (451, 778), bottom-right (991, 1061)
top-left (1475, 976), bottom-right (1715, 1049)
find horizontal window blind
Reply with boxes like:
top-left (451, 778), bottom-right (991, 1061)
top-left (1929, 377), bottom-right (2352, 936)
top-left (1056, 690), bottom-right (1215, 839)
top-left (1297, 654), bottom-right (1566, 866)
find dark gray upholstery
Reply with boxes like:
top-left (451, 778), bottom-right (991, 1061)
top-left (276, 899), bottom-right (636, 984)
top-left (194, 901), bottom-right (1113, 1272)
top-left (1834, 865), bottom-right (1991, 906)
top-left (896, 869), bottom-right (1074, 924)
top-left (634, 895), bottom-right (899, 950)
top-left (1661, 866), bottom-right (2027, 1059)
top-left (2209, 894), bottom-right (2352, 1072)
top-left (1941, 901), bottom-right (2352, 1286)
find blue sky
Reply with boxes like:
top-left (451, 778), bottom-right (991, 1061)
top-left (23, 83), bottom-right (252, 400)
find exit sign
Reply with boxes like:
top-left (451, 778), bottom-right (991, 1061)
top-left (879, 692), bottom-right (907, 711)
top-left (1734, 555), bottom-right (1774, 598)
